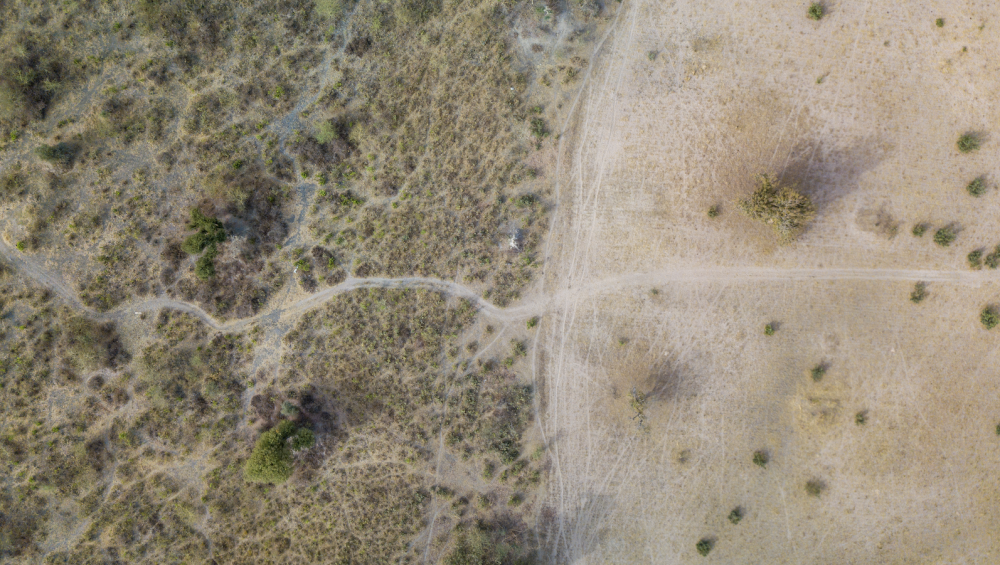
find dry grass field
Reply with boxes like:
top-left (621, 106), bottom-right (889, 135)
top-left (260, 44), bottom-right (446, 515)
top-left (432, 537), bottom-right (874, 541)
top-left (2, 0), bottom-right (1000, 563)
top-left (530, 0), bottom-right (1000, 562)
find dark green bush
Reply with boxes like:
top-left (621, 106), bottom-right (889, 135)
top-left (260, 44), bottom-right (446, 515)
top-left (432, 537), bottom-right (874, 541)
top-left (810, 364), bottom-right (826, 382)
top-left (738, 174), bottom-right (816, 242)
top-left (707, 205), bottom-right (720, 218)
top-left (981, 306), bottom-right (999, 330)
top-left (910, 282), bottom-right (927, 303)
top-left (244, 421), bottom-right (297, 484)
top-left (855, 411), bottom-right (867, 425)
top-left (933, 226), bottom-right (956, 247)
top-left (807, 3), bottom-right (824, 20)
top-left (35, 142), bottom-right (78, 166)
top-left (966, 177), bottom-right (987, 197)
top-left (529, 117), bottom-right (548, 139)
top-left (696, 538), bottom-right (714, 556)
top-left (805, 479), bottom-right (824, 497)
top-left (290, 428), bottom-right (315, 451)
top-left (968, 250), bottom-right (983, 269)
top-left (752, 450), bottom-right (768, 468)
top-left (183, 209), bottom-right (226, 254)
top-left (957, 133), bottom-right (981, 153)
top-left (194, 245), bottom-right (218, 280)
top-left (764, 323), bottom-right (775, 335)
top-left (986, 246), bottom-right (1000, 269)
top-left (935, 17), bottom-right (944, 27)
top-left (728, 506), bottom-right (743, 525)
top-left (911, 223), bottom-right (927, 237)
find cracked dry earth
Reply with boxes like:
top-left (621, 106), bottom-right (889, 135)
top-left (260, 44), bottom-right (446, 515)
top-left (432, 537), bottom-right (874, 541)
top-left (4, 1), bottom-right (1000, 563)
top-left (529, 0), bottom-right (1000, 563)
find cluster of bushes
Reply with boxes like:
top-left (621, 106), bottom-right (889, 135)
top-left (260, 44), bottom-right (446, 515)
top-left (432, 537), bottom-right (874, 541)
top-left (181, 209), bottom-right (226, 280)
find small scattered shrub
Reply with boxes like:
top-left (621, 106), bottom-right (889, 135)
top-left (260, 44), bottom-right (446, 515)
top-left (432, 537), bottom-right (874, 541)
top-left (957, 132), bottom-right (981, 153)
top-left (996, 423), bottom-right (1000, 436)
top-left (529, 117), bottom-right (548, 139)
top-left (707, 205), bottom-right (720, 218)
top-left (805, 479), bottom-right (825, 497)
top-left (911, 223), bottom-right (927, 237)
top-left (985, 246), bottom-right (1000, 269)
top-left (933, 225), bottom-right (956, 247)
top-left (764, 323), bottom-right (775, 336)
top-left (752, 450), bottom-right (768, 468)
top-left (526, 316), bottom-right (539, 329)
top-left (968, 250), bottom-right (983, 269)
top-left (966, 177), bottom-right (987, 197)
top-left (910, 282), bottom-right (927, 303)
top-left (935, 17), bottom-right (944, 27)
top-left (981, 306), bottom-right (999, 330)
top-left (182, 209), bottom-right (226, 254)
top-left (728, 507), bottom-right (743, 525)
top-left (810, 364), bottom-right (825, 382)
top-left (807, 3), bottom-right (824, 20)
top-left (695, 538), bottom-right (714, 557)
top-left (855, 411), bottom-right (867, 425)
top-left (738, 174), bottom-right (816, 242)
top-left (194, 245), bottom-right (218, 280)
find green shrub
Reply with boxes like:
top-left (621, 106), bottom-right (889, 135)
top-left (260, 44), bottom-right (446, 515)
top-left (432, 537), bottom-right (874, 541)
top-left (290, 428), bottom-right (315, 451)
top-left (194, 245), bottom-right (218, 280)
top-left (728, 507), bottom-right (743, 525)
top-left (752, 450), bottom-right (768, 468)
top-left (996, 423), bottom-right (1000, 436)
top-left (280, 401), bottom-right (299, 418)
top-left (966, 177), bottom-right (987, 197)
top-left (935, 17), bottom-right (944, 27)
top-left (526, 316), bottom-right (539, 329)
top-left (696, 538), bottom-right (714, 556)
top-left (807, 3), bottom-right (824, 20)
top-left (957, 133), bottom-right (981, 153)
top-left (981, 306), bottom-right (999, 330)
top-left (910, 282), bottom-right (927, 303)
top-left (183, 209), bottom-right (226, 254)
top-left (810, 364), bottom-right (826, 382)
top-left (805, 479), bottom-right (824, 497)
top-left (707, 205), bottom-right (720, 218)
top-left (911, 223), bottom-right (927, 237)
top-left (738, 174), bottom-right (816, 242)
top-left (244, 421), bottom-right (297, 484)
top-left (986, 247), bottom-right (1000, 269)
top-left (933, 226), bottom-right (956, 247)
top-left (35, 142), bottom-right (78, 166)
top-left (764, 323), bottom-right (775, 336)
top-left (855, 411), bottom-right (867, 425)
top-left (968, 250), bottom-right (983, 269)
top-left (529, 117), bottom-right (548, 139)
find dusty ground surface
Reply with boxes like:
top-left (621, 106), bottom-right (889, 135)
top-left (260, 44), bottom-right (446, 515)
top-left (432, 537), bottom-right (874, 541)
top-left (531, 0), bottom-right (1000, 562)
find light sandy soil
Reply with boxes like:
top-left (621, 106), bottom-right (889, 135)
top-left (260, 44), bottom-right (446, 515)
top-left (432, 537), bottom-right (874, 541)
top-left (531, 0), bottom-right (1000, 562)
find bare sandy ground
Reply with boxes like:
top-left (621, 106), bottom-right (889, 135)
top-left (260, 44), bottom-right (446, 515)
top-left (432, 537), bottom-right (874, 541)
top-left (532, 0), bottom-right (1000, 562)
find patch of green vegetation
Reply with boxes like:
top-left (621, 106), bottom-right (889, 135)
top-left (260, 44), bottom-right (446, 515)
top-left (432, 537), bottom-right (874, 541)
top-left (966, 176), bottom-right (987, 197)
top-left (182, 209), bottom-right (227, 254)
top-left (807, 3), bottom-right (825, 20)
top-left (527, 316), bottom-right (539, 329)
top-left (707, 205), bottom-right (720, 218)
top-left (752, 450), bottom-right (769, 468)
top-left (810, 363), bottom-right (826, 382)
top-left (728, 506), bottom-right (743, 525)
top-left (855, 411), bottom-right (867, 425)
top-left (957, 132), bottom-right (981, 153)
top-left (936, 18), bottom-right (945, 27)
top-left (981, 306), bottom-right (999, 330)
top-left (244, 420), bottom-right (314, 483)
top-left (35, 142), bottom-right (78, 166)
top-left (764, 323), bottom-right (775, 336)
top-left (912, 223), bottom-right (927, 237)
top-left (910, 282), bottom-right (927, 303)
top-left (968, 249), bottom-right (983, 269)
top-left (933, 225), bottom-right (956, 247)
top-left (805, 479), bottom-right (825, 497)
top-left (738, 174), bottom-right (816, 242)
top-left (696, 537), bottom-right (714, 556)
